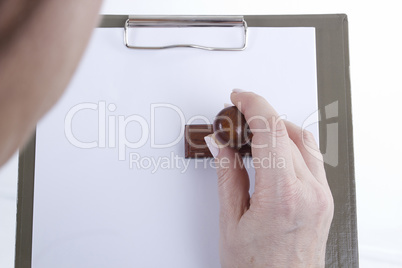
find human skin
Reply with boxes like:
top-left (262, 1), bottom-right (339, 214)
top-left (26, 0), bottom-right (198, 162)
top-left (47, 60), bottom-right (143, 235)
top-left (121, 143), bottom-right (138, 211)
top-left (0, 0), bottom-right (103, 166)
top-left (205, 90), bottom-right (334, 267)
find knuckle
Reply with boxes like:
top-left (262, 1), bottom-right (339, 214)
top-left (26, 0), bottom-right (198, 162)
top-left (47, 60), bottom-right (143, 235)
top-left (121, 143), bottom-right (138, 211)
top-left (249, 119), bottom-right (288, 148)
top-left (302, 130), bottom-right (318, 147)
top-left (312, 186), bottom-right (334, 216)
top-left (272, 119), bottom-right (288, 138)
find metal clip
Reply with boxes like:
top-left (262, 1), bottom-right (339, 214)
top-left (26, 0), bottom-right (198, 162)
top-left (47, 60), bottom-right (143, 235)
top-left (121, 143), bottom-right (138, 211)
top-left (124, 16), bottom-right (248, 51)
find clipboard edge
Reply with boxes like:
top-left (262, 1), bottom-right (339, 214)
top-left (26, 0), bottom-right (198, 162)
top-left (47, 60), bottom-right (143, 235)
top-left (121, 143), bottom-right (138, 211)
top-left (14, 14), bottom-right (357, 268)
top-left (15, 131), bottom-right (36, 268)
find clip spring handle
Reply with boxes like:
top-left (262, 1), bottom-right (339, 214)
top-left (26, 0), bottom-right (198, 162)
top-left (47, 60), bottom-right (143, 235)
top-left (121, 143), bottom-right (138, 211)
top-left (124, 16), bottom-right (248, 51)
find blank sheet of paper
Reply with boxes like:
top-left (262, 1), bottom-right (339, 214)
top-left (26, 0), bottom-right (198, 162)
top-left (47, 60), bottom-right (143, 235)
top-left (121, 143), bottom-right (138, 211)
top-left (32, 27), bottom-right (318, 268)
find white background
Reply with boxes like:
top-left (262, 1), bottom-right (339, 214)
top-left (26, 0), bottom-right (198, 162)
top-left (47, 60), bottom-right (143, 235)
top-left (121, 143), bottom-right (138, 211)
top-left (1, 0), bottom-right (401, 267)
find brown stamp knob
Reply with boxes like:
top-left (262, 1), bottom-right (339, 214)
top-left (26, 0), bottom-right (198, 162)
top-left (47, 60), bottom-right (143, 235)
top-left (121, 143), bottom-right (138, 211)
top-left (213, 106), bottom-right (252, 149)
top-left (184, 106), bottom-right (252, 158)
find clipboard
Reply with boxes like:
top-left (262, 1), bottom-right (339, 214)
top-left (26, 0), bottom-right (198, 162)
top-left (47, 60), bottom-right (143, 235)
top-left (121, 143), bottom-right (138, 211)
top-left (15, 14), bottom-right (357, 267)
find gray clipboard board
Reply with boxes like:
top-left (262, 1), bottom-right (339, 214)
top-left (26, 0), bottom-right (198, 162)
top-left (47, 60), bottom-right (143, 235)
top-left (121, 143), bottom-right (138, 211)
top-left (15, 14), bottom-right (357, 267)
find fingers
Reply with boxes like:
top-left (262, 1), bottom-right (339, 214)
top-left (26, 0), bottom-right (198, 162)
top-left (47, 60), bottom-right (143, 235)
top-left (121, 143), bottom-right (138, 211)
top-left (289, 139), bottom-right (314, 179)
top-left (230, 91), bottom-right (296, 192)
top-left (284, 120), bottom-right (327, 185)
top-left (204, 135), bottom-right (250, 224)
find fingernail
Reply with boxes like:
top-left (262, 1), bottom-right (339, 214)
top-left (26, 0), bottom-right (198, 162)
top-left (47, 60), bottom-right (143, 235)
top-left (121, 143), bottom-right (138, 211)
top-left (232, 88), bottom-right (246, 93)
top-left (204, 136), bottom-right (219, 158)
top-left (224, 103), bottom-right (233, 108)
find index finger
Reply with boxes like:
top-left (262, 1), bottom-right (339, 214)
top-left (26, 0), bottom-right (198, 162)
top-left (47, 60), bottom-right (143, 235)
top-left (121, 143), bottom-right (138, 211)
top-left (230, 90), bottom-right (296, 190)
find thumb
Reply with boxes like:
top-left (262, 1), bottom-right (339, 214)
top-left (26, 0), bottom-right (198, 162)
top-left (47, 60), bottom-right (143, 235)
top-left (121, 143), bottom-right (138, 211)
top-left (204, 135), bottom-right (250, 224)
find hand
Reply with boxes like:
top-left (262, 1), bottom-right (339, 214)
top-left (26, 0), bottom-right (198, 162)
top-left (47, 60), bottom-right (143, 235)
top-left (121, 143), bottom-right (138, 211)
top-left (204, 90), bottom-right (334, 267)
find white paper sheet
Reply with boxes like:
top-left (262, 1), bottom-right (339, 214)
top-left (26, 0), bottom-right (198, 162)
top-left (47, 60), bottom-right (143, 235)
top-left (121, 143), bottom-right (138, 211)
top-left (32, 27), bottom-right (318, 268)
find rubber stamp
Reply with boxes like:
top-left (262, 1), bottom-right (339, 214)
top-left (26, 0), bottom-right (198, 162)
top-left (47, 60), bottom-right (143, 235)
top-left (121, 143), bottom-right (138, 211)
top-left (184, 106), bottom-right (253, 158)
